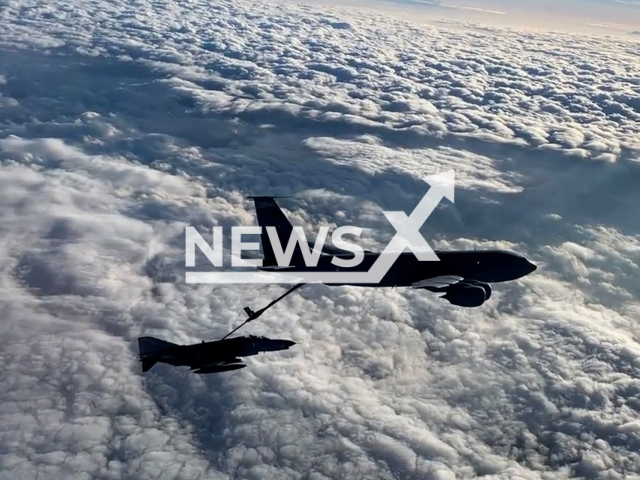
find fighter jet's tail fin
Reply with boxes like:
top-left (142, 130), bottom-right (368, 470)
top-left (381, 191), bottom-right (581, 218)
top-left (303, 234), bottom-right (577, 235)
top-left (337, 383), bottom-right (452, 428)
top-left (138, 337), bottom-right (179, 373)
top-left (247, 196), bottom-right (305, 267)
top-left (138, 336), bottom-right (178, 355)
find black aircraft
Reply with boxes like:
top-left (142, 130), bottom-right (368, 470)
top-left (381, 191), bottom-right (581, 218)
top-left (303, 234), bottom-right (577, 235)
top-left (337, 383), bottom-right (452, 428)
top-left (138, 335), bottom-right (296, 374)
top-left (245, 197), bottom-right (537, 308)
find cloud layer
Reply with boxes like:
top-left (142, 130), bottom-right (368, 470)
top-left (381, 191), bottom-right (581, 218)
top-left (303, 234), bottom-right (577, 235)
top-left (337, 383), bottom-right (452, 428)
top-left (1, 0), bottom-right (640, 479)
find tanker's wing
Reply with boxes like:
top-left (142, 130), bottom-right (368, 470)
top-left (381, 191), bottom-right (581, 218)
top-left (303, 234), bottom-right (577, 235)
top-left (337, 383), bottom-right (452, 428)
top-left (411, 275), bottom-right (464, 290)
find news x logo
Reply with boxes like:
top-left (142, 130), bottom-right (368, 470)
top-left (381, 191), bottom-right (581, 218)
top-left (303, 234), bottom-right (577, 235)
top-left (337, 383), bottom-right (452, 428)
top-left (185, 170), bottom-right (455, 284)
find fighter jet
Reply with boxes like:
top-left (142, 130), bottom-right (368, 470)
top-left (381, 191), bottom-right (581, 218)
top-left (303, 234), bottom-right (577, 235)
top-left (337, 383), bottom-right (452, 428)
top-left (245, 196), bottom-right (537, 308)
top-left (137, 335), bottom-right (296, 374)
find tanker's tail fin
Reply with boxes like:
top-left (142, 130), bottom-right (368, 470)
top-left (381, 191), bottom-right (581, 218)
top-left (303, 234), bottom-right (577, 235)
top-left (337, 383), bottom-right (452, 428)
top-left (247, 196), bottom-right (305, 267)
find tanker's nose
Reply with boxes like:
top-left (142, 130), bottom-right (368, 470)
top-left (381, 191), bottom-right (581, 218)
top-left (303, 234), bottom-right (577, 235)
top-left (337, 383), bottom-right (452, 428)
top-left (525, 259), bottom-right (537, 274)
top-left (512, 255), bottom-right (537, 279)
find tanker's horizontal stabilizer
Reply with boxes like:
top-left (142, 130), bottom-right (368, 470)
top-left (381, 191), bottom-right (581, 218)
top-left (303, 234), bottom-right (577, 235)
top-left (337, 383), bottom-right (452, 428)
top-left (193, 363), bottom-right (247, 374)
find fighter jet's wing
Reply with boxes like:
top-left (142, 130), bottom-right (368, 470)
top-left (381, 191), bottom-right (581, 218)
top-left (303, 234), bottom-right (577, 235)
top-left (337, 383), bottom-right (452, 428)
top-left (191, 358), bottom-right (242, 370)
top-left (412, 275), bottom-right (464, 289)
top-left (191, 357), bottom-right (247, 374)
top-left (193, 363), bottom-right (247, 374)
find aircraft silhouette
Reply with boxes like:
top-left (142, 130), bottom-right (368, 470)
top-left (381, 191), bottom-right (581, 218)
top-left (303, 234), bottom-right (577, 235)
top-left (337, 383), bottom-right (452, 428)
top-left (244, 196), bottom-right (536, 309)
top-left (138, 335), bottom-right (295, 374)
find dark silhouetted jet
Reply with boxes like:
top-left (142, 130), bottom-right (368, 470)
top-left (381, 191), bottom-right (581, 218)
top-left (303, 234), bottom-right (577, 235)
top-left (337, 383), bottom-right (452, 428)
top-left (138, 335), bottom-right (296, 374)
top-left (246, 197), bottom-right (537, 308)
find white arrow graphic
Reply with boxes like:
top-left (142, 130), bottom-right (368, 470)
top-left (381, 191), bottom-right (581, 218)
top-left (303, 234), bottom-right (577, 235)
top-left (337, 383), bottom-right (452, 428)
top-left (346, 169), bottom-right (454, 284)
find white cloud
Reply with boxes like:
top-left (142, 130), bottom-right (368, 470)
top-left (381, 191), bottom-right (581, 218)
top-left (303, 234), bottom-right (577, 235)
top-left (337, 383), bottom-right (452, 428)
top-left (1, 0), bottom-right (640, 478)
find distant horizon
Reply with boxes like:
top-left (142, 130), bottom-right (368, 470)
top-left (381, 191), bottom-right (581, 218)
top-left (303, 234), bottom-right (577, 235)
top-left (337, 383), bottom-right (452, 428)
top-left (298, 0), bottom-right (640, 37)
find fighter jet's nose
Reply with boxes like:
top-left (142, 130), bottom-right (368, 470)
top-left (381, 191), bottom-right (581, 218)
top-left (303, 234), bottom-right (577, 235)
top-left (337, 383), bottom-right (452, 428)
top-left (266, 339), bottom-right (296, 351)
